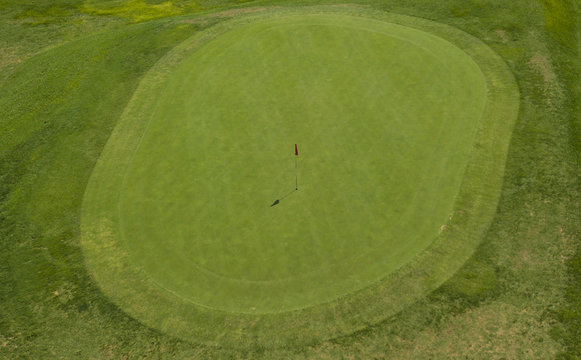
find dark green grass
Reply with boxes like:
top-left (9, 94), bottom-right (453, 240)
top-left (0, 0), bottom-right (580, 358)
top-left (0, 18), bottom-right (203, 359)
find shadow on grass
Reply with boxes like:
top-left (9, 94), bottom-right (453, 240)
top-left (271, 189), bottom-right (297, 207)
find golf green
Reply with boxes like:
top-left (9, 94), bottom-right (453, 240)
top-left (82, 9), bottom-right (518, 345)
top-left (122, 15), bottom-right (486, 312)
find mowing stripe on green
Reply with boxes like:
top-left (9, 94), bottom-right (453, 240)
top-left (81, 7), bottom-right (519, 347)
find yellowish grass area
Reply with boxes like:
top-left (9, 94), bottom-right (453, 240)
top-left (79, 0), bottom-right (193, 22)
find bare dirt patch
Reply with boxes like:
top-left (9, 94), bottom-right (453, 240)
top-left (495, 29), bottom-right (509, 43)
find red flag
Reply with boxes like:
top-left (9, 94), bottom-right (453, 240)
top-left (295, 144), bottom-right (299, 156)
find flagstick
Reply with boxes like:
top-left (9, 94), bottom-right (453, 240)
top-left (295, 155), bottom-right (298, 190)
top-left (294, 143), bottom-right (299, 190)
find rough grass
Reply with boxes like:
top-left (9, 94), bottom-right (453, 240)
top-left (0, 0), bottom-right (579, 358)
top-left (0, 18), bottom-right (203, 359)
top-left (79, 0), bottom-right (190, 22)
top-left (540, 0), bottom-right (581, 358)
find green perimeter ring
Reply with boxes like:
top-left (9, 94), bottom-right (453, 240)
top-left (81, 6), bottom-right (519, 348)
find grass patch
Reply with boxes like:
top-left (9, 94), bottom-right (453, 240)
top-left (79, 0), bottom-right (192, 22)
top-left (15, 7), bottom-right (76, 26)
top-left (434, 256), bottom-right (500, 308)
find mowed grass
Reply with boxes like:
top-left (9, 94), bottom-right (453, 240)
top-left (81, 9), bottom-right (517, 346)
top-left (121, 15), bottom-right (485, 310)
top-left (1, 0), bottom-right (579, 358)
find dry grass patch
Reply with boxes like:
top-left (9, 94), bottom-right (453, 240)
top-left (389, 302), bottom-right (562, 359)
top-left (528, 52), bottom-right (563, 107)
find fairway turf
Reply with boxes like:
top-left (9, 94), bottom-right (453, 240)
top-left (81, 8), bottom-right (518, 346)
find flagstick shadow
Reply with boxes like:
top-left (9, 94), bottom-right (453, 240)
top-left (270, 189), bottom-right (297, 207)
